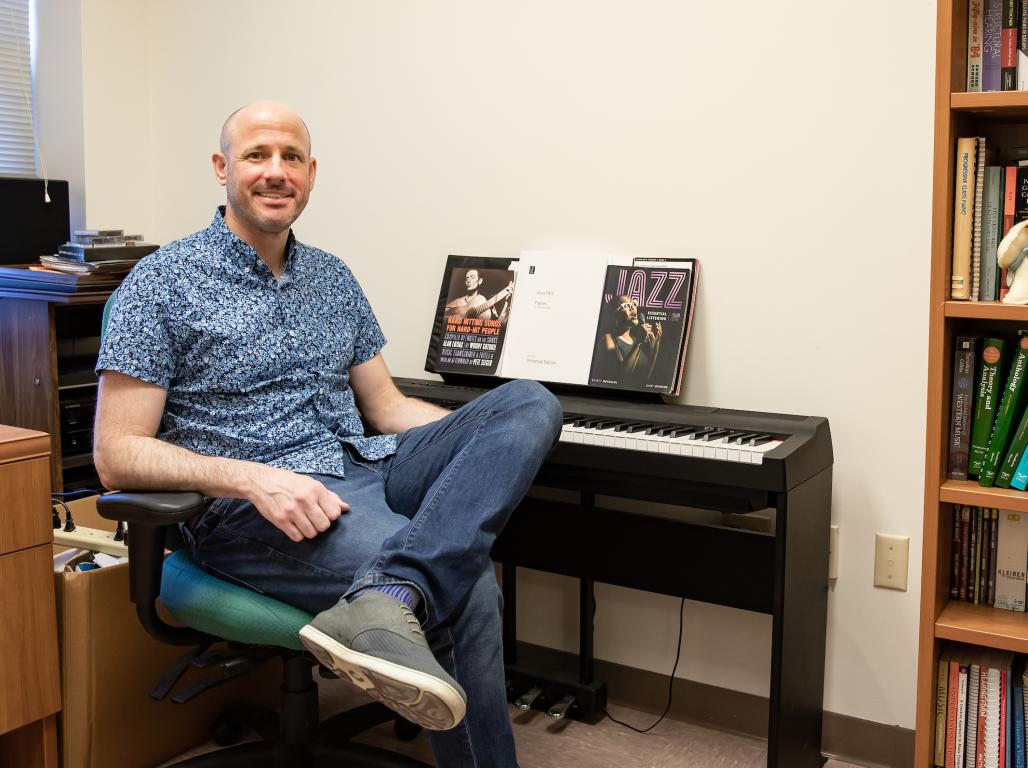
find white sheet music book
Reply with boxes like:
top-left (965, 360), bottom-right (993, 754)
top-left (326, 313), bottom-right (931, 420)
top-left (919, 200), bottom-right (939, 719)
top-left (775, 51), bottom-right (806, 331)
top-left (497, 251), bottom-right (628, 383)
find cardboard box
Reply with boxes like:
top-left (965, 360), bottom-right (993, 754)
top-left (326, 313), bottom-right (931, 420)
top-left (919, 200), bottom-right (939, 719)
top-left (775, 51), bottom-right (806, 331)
top-left (54, 497), bottom-right (280, 768)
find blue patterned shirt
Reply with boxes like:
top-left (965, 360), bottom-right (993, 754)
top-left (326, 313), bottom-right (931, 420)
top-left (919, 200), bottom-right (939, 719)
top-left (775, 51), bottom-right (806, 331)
top-left (96, 207), bottom-right (397, 476)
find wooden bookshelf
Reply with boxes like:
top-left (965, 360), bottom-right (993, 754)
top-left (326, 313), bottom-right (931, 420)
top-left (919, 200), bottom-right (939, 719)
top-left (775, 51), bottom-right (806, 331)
top-left (916, 0), bottom-right (1028, 764)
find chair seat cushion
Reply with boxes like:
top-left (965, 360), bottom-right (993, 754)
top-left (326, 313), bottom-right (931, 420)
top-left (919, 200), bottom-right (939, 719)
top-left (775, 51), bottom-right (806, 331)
top-left (160, 550), bottom-right (313, 651)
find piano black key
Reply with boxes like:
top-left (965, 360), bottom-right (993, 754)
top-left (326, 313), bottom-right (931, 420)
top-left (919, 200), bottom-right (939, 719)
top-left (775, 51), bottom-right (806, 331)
top-left (730, 432), bottom-right (758, 444)
top-left (749, 434), bottom-right (773, 446)
top-left (644, 424), bottom-right (677, 435)
top-left (626, 423), bottom-right (653, 433)
top-left (669, 426), bottom-right (702, 437)
top-left (614, 421), bottom-right (646, 432)
top-left (702, 429), bottom-right (730, 442)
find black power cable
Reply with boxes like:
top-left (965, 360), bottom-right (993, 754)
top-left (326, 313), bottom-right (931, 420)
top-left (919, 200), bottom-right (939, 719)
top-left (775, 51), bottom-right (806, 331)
top-left (605, 596), bottom-right (686, 734)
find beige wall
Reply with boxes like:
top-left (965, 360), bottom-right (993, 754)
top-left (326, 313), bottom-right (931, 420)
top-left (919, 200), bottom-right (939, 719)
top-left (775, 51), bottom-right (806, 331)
top-left (73, 0), bottom-right (935, 728)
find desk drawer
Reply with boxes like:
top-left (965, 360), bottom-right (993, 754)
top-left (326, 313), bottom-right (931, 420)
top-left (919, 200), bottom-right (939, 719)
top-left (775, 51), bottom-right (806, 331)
top-left (0, 544), bottom-right (61, 734)
top-left (0, 457), bottom-right (52, 555)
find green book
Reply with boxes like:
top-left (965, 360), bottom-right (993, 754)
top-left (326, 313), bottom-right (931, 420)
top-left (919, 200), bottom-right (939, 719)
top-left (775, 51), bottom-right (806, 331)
top-left (996, 403), bottom-right (1028, 487)
top-left (980, 331), bottom-right (1028, 487)
top-left (969, 337), bottom-right (1007, 476)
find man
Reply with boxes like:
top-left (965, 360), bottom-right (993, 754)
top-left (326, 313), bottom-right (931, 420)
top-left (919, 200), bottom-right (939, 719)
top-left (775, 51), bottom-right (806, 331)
top-left (93, 101), bottom-right (561, 768)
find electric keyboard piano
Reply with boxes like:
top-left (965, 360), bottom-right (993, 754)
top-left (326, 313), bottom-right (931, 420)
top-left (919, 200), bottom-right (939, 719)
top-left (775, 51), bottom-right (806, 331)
top-left (395, 377), bottom-right (833, 768)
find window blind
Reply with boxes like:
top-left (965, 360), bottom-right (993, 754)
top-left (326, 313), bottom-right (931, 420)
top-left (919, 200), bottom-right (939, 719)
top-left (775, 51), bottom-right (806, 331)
top-left (0, 0), bottom-right (35, 175)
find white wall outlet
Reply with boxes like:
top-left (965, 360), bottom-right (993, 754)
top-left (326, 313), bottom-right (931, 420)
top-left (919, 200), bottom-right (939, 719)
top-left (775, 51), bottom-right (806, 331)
top-left (828, 525), bottom-right (839, 580)
top-left (873, 533), bottom-right (909, 591)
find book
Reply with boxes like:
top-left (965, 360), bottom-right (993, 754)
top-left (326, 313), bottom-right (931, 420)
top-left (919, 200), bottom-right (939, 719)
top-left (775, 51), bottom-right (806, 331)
top-left (997, 404), bottom-right (1028, 487)
top-left (954, 506), bottom-right (966, 600)
top-left (587, 264), bottom-right (693, 394)
top-left (424, 255), bottom-right (517, 377)
top-left (980, 332), bottom-right (1028, 487)
top-left (990, 509), bottom-right (1000, 606)
top-left (973, 138), bottom-right (988, 301)
top-left (938, 654), bottom-right (951, 766)
top-left (1003, 0), bottom-right (1021, 89)
top-left (971, 338), bottom-right (1007, 476)
top-left (981, 510), bottom-right (994, 604)
top-left (995, 511), bottom-right (1028, 612)
top-left (57, 242), bottom-right (158, 262)
top-left (983, 167), bottom-right (1003, 300)
top-left (73, 228), bottom-right (124, 237)
top-left (972, 0), bottom-right (985, 91)
top-left (969, 662), bottom-right (983, 768)
top-left (973, 507), bottom-right (983, 603)
top-left (950, 335), bottom-right (980, 480)
top-left (961, 506), bottom-right (973, 601)
top-left (1013, 658), bottom-right (1026, 768)
top-left (954, 138), bottom-right (979, 300)
top-left (959, 663), bottom-right (969, 768)
top-left (1010, 443), bottom-right (1028, 489)
top-left (987, 0), bottom-right (1005, 90)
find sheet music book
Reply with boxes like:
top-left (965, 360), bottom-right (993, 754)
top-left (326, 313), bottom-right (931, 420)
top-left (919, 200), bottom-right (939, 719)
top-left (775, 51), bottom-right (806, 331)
top-left (425, 252), bottom-right (699, 395)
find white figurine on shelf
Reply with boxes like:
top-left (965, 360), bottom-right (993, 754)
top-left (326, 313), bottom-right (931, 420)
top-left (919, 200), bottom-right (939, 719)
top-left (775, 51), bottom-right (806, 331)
top-left (998, 219), bottom-right (1028, 304)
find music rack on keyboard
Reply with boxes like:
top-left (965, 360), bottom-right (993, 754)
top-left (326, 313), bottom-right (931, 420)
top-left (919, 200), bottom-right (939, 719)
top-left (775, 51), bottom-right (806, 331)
top-left (393, 376), bottom-right (833, 768)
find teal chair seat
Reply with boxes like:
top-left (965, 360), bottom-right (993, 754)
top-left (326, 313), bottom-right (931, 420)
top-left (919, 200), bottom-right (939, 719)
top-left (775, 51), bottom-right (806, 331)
top-left (160, 550), bottom-right (311, 651)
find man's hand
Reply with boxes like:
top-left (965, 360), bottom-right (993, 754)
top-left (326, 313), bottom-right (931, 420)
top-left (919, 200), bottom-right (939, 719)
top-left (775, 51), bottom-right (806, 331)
top-left (246, 466), bottom-right (349, 542)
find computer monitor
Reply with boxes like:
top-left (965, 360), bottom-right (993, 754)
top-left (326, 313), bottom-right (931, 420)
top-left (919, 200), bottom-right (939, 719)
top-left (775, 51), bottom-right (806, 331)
top-left (0, 176), bottom-right (70, 264)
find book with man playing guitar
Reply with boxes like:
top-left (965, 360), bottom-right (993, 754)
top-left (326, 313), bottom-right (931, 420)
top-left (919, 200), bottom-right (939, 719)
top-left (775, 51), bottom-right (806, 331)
top-left (424, 252), bottom-right (698, 395)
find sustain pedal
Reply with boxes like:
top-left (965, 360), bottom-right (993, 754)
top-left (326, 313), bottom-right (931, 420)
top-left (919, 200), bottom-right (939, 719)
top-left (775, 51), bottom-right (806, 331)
top-left (514, 686), bottom-right (544, 710)
top-left (546, 694), bottom-right (576, 719)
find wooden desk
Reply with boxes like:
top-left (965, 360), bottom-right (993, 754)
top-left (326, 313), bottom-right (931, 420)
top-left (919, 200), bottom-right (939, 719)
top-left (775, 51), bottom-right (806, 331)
top-left (0, 426), bottom-right (60, 768)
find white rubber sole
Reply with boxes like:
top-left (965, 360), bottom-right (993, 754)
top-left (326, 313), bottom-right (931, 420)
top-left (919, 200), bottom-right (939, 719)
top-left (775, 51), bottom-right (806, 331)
top-left (298, 624), bottom-right (466, 731)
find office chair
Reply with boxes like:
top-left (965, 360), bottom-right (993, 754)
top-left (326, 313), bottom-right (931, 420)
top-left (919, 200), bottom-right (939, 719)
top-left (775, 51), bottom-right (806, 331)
top-left (96, 292), bottom-right (432, 768)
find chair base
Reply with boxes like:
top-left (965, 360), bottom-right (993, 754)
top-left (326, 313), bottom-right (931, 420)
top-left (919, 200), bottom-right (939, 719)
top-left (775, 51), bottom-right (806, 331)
top-left (168, 654), bottom-right (431, 768)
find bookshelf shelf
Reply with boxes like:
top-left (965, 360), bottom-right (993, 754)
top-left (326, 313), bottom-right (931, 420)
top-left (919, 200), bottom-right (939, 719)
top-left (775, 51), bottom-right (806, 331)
top-left (935, 601), bottom-right (1028, 653)
top-left (951, 90), bottom-right (1028, 116)
top-left (939, 479), bottom-right (1028, 511)
top-left (943, 300), bottom-right (1028, 320)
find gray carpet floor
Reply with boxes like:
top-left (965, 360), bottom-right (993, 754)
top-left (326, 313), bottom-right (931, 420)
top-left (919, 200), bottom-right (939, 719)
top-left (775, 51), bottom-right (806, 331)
top-left (163, 675), bottom-right (869, 768)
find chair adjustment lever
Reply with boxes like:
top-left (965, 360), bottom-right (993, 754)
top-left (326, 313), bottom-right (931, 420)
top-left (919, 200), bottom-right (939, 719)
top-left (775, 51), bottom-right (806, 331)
top-left (170, 648), bottom-right (279, 704)
top-left (150, 643), bottom-right (211, 701)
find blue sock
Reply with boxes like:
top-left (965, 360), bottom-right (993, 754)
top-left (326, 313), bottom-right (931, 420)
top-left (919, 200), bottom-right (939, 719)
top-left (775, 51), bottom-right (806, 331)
top-left (349, 584), bottom-right (420, 610)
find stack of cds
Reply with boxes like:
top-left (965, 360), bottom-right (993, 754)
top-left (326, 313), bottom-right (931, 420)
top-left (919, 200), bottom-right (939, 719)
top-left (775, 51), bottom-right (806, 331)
top-left (39, 229), bottom-right (158, 274)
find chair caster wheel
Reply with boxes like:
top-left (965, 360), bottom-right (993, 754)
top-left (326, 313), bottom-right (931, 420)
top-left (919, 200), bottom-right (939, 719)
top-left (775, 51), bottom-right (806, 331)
top-left (212, 715), bottom-right (242, 746)
top-left (394, 717), bottom-right (422, 741)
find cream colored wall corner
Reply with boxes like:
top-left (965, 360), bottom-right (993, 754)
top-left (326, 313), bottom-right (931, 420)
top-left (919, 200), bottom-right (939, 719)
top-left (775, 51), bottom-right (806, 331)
top-left (78, 0), bottom-right (935, 728)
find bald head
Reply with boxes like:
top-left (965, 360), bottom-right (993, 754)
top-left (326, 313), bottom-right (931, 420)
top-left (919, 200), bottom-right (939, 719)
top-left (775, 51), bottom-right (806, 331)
top-left (219, 100), bottom-right (311, 156)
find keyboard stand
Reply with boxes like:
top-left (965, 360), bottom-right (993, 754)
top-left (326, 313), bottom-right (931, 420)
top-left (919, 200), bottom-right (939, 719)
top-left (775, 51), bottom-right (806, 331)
top-left (493, 468), bottom-right (832, 768)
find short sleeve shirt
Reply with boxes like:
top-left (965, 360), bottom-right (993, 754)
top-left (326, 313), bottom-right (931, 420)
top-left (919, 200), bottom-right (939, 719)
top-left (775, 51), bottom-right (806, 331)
top-left (95, 207), bottom-right (398, 475)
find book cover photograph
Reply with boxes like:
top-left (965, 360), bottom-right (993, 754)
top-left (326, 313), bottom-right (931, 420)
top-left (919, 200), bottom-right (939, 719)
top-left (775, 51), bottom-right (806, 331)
top-left (425, 255), bottom-right (516, 376)
top-left (587, 263), bottom-right (694, 394)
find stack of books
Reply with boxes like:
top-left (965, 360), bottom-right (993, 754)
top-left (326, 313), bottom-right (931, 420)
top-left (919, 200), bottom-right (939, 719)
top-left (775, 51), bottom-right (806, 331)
top-left (935, 643), bottom-right (1027, 767)
top-left (966, 0), bottom-right (1028, 93)
top-left (949, 505), bottom-right (1028, 611)
top-left (37, 229), bottom-right (158, 275)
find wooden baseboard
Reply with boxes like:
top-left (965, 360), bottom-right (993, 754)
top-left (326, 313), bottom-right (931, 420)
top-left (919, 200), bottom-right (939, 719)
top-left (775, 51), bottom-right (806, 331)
top-left (516, 642), bottom-right (913, 768)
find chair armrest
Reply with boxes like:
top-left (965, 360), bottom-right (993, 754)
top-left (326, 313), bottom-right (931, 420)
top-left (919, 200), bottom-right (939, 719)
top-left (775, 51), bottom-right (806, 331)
top-left (96, 491), bottom-right (208, 525)
top-left (96, 491), bottom-right (213, 646)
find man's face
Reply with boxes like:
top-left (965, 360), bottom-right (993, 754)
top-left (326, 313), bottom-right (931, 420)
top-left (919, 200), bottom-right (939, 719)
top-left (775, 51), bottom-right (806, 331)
top-left (213, 105), bottom-right (317, 238)
top-left (465, 270), bottom-right (483, 291)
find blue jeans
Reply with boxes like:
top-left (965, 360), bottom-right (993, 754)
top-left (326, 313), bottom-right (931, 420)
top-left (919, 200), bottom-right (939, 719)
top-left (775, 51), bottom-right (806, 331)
top-left (186, 380), bottom-right (562, 768)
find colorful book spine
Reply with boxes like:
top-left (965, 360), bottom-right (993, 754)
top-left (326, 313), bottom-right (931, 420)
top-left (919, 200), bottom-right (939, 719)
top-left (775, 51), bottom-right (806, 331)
top-left (958, 507), bottom-right (966, 604)
top-left (998, 404), bottom-right (1028, 487)
top-left (1016, 165), bottom-right (1028, 224)
top-left (981, 332), bottom-right (1028, 487)
top-left (968, 663), bottom-right (982, 767)
top-left (983, 167), bottom-right (1003, 300)
top-left (1013, 659), bottom-right (1025, 768)
top-left (937, 655), bottom-right (950, 766)
top-left (996, 511), bottom-right (1028, 612)
top-left (954, 506), bottom-right (965, 600)
top-left (951, 335), bottom-right (980, 479)
top-left (987, 0), bottom-right (1005, 90)
top-left (1003, 0), bottom-right (1021, 89)
top-left (954, 139), bottom-right (978, 299)
top-left (1011, 444), bottom-right (1028, 489)
top-left (981, 511), bottom-right (993, 604)
top-left (990, 509), bottom-right (1000, 606)
top-left (972, 0), bottom-right (985, 90)
top-left (971, 338), bottom-right (1007, 476)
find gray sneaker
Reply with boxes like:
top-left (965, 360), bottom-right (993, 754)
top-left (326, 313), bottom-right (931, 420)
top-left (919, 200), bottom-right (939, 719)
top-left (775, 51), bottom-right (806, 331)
top-left (298, 591), bottom-right (467, 731)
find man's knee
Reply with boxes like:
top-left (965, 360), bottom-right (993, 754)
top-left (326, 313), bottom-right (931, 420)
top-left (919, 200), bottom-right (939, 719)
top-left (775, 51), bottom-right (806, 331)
top-left (498, 379), bottom-right (562, 442)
